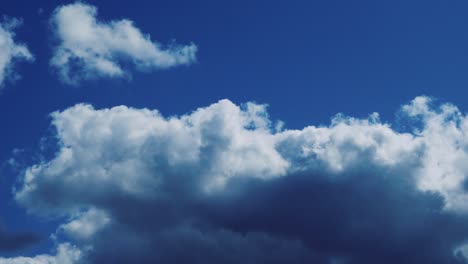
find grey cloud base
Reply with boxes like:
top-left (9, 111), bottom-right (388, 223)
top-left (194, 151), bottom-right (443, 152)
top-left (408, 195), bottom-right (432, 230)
top-left (8, 96), bottom-right (468, 263)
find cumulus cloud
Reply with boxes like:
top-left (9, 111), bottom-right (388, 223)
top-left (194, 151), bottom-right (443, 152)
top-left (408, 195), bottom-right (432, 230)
top-left (50, 2), bottom-right (197, 84)
top-left (0, 18), bottom-right (34, 89)
top-left (11, 96), bottom-right (468, 263)
top-left (0, 243), bottom-right (81, 264)
top-left (58, 208), bottom-right (110, 241)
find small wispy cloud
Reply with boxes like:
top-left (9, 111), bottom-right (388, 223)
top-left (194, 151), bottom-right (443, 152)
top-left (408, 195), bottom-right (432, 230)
top-left (50, 2), bottom-right (197, 84)
top-left (0, 17), bottom-right (34, 90)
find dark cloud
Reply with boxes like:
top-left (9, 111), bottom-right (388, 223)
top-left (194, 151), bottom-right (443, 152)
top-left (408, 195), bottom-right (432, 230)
top-left (0, 226), bottom-right (40, 252)
top-left (73, 168), bottom-right (468, 264)
top-left (89, 225), bottom-right (324, 264)
top-left (202, 171), bottom-right (468, 264)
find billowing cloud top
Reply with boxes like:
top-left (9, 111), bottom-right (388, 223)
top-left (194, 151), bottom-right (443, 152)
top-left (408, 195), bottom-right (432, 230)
top-left (7, 96), bottom-right (468, 263)
top-left (0, 18), bottom-right (34, 89)
top-left (50, 2), bottom-right (197, 84)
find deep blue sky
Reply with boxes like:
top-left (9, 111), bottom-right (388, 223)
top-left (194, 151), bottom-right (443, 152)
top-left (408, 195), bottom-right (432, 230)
top-left (2, 0), bottom-right (468, 260)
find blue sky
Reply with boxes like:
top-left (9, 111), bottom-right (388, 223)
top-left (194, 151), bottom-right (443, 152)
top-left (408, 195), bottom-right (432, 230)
top-left (2, 1), bottom-right (468, 263)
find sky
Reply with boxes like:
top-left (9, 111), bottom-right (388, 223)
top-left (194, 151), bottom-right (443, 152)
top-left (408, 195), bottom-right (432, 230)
top-left (2, 0), bottom-right (468, 263)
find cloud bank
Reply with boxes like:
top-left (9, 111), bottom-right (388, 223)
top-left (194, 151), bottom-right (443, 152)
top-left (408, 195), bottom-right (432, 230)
top-left (10, 96), bottom-right (468, 263)
top-left (0, 18), bottom-right (34, 89)
top-left (50, 2), bottom-right (197, 84)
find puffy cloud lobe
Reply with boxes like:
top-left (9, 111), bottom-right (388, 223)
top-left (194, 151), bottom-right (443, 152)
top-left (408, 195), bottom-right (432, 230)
top-left (0, 18), bottom-right (34, 89)
top-left (0, 243), bottom-right (81, 264)
top-left (12, 96), bottom-right (468, 263)
top-left (50, 2), bottom-right (197, 84)
top-left (402, 97), bottom-right (468, 211)
top-left (16, 99), bottom-right (287, 213)
top-left (58, 208), bottom-right (110, 241)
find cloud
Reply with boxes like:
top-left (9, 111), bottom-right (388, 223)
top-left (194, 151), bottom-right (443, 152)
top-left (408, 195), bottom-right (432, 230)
top-left (0, 243), bottom-right (81, 264)
top-left (10, 96), bottom-right (468, 263)
top-left (50, 2), bottom-right (197, 84)
top-left (58, 208), bottom-right (110, 241)
top-left (0, 18), bottom-right (34, 89)
top-left (0, 226), bottom-right (40, 252)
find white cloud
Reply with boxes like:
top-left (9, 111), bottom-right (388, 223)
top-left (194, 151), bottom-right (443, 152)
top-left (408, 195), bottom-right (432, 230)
top-left (275, 96), bottom-right (468, 213)
top-left (50, 2), bottom-right (197, 84)
top-left (0, 243), bottom-right (81, 264)
top-left (402, 97), bottom-right (468, 211)
top-left (13, 96), bottom-right (468, 262)
top-left (59, 208), bottom-right (110, 241)
top-left (17, 96), bottom-right (468, 213)
top-left (275, 113), bottom-right (420, 174)
top-left (0, 18), bottom-right (34, 88)
top-left (16, 99), bottom-right (287, 213)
